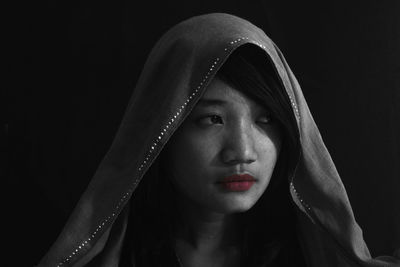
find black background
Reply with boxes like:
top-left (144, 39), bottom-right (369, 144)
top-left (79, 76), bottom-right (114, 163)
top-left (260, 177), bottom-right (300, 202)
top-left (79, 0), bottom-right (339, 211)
top-left (5, 1), bottom-right (400, 266)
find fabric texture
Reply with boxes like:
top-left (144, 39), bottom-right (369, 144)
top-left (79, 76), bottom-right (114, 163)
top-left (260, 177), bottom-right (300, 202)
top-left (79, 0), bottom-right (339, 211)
top-left (38, 13), bottom-right (400, 267)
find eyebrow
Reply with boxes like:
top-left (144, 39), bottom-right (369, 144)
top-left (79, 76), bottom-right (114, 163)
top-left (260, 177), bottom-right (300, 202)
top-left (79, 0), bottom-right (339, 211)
top-left (196, 98), bottom-right (227, 107)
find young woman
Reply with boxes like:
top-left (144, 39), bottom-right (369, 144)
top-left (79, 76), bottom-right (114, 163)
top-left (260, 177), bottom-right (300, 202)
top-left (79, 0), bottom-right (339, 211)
top-left (38, 13), bottom-right (400, 267)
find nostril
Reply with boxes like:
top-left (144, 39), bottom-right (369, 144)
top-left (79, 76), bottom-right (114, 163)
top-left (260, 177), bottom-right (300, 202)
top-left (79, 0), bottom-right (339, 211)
top-left (221, 126), bottom-right (258, 164)
top-left (221, 147), bottom-right (257, 165)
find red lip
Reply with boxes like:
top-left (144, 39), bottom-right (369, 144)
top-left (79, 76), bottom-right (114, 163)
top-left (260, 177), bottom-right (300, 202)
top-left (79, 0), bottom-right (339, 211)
top-left (217, 174), bottom-right (256, 191)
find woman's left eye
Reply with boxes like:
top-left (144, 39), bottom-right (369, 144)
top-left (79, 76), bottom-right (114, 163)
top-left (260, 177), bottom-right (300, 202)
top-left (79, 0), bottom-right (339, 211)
top-left (197, 115), bottom-right (224, 125)
top-left (257, 114), bottom-right (272, 124)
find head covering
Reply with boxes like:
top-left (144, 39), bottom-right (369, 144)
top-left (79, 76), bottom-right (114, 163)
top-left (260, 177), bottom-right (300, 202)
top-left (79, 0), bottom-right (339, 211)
top-left (38, 13), bottom-right (400, 267)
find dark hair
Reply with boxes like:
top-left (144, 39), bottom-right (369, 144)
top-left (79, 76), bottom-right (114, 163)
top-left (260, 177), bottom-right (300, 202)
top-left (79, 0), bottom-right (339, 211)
top-left (217, 45), bottom-right (303, 266)
top-left (121, 45), bottom-right (305, 267)
top-left (218, 44), bottom-right (300, 190)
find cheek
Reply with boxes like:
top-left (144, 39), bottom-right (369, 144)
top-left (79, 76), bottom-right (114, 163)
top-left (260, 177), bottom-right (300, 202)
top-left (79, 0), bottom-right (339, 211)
top-left (256, 130), bottom-right (282, 176)
top-left (259, 142), bottom-right (279, 169)
top-left (166, 130), bottom-right (218, 187)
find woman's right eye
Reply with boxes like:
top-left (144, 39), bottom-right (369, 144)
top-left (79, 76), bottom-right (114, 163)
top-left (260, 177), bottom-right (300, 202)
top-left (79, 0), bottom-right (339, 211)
top-left (197, 115), bottom-right (224, 125)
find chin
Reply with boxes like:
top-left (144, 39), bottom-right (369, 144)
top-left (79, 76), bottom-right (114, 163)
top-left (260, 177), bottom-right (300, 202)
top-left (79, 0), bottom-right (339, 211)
top-left (212, 197), bottom-right (258, 214)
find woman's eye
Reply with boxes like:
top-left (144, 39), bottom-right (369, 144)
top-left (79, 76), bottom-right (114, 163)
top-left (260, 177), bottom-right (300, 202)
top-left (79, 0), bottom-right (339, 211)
top-left (257, 114), bottom-right (272, 124)
top-left (197, 115), bottom-right (224, 125)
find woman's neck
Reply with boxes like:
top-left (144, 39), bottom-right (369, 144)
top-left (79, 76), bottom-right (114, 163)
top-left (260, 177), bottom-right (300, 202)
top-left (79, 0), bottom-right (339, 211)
top-left (174, 196), bottom-right (241, 251)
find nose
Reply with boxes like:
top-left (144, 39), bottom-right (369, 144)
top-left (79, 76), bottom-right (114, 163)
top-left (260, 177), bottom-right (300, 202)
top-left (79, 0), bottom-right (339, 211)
top-left (221, 124), bottom-right (257, 165)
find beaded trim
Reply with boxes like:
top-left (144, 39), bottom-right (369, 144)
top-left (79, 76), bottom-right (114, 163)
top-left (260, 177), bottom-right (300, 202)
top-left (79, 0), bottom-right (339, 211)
top-left (290, 181), bottom-right (311, 211)
top-left (56, 37), bottom-right (302, 266)
top-left (247, 40), bottom-right (300, 119)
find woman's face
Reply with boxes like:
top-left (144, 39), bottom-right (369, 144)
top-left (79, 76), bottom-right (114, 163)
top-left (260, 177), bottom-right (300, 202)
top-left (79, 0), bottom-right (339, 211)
top-left (165, 77), bottom-right (282, 214)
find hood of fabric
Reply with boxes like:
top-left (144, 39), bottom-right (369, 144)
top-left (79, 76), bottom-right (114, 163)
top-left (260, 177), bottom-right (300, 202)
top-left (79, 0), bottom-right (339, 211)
top-left (39, 13), bottom-right (400, 267)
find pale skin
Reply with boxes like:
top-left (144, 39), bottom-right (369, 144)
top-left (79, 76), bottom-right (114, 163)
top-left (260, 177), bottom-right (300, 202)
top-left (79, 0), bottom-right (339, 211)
top-left (165, 77), bottom-right (282, 267)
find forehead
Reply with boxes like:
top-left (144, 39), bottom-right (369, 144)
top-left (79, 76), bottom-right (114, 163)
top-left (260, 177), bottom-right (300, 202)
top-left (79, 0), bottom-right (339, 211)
top-left (198, 77), bottom-right (264, 110)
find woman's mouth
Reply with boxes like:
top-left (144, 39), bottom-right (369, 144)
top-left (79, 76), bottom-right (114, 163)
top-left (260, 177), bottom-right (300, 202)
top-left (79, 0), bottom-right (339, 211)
top-left (217, 174), bottom-right (256, 191)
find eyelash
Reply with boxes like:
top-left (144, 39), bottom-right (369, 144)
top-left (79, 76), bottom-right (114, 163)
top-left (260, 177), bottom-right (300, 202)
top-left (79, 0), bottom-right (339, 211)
top-left (196, 114), bottom-right (273, 126)
top-left (258, 114), bottom-right (273, 124)
top-left (197, 114), bottom-right (224, 125)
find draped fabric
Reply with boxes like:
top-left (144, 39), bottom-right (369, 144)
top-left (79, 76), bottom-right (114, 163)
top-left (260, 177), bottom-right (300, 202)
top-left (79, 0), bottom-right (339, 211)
top-left (5, 2), bottom-right (400, 267)
top-left (262, 2), bottom-right (400, 257)
top-left (35, 14), bottom-right (400, 267)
